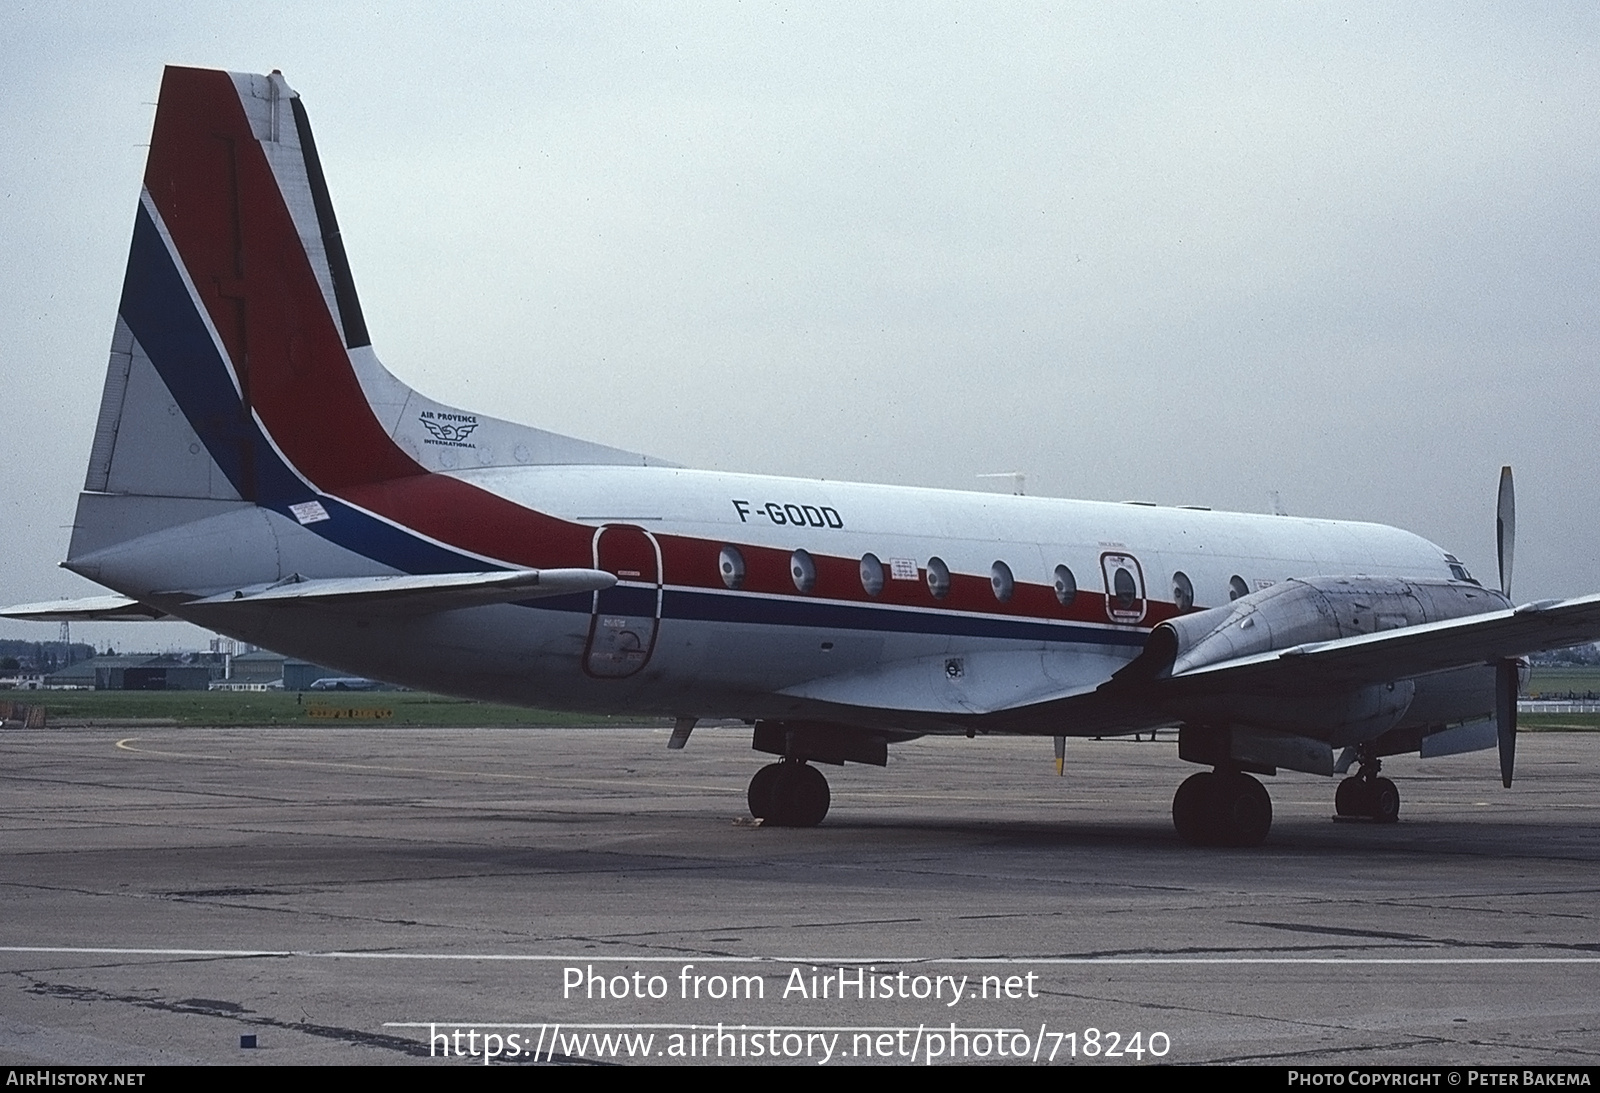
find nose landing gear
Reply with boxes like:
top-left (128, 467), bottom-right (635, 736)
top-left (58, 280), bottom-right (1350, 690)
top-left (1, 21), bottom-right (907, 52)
top-left (747, 759), bottom-right (830, 828)
top-left (1172, 769), bottom-right (1273, 846)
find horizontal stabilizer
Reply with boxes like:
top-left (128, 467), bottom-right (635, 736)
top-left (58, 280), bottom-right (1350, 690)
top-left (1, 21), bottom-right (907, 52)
top-left (0, 595), bottom-right (169, 622)
top-left (184, 568), bottom-right (616, 612)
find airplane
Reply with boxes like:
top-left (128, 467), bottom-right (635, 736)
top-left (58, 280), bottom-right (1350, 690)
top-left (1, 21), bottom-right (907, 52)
top-left (8, 65), bottom-right (1600, 847)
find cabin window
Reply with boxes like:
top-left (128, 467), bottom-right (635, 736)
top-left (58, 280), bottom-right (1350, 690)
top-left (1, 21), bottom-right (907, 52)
top-left (1113, 566), bottom-right (1137, 610)
top-left (1054, 564), bottom-right (1077, 607)
top-left (859, 553), bottom-right (885, 597)
top-left (1229, 575), bottom-right (1249, 601)
top-left (718, 546), bottom-right (745, 590)
top-left (790, 549), bottom-right (816, 593)
top-left (1172, 571), bottom-right (1194, 612)
top-left (991, 560), bottom-right (1014, 603)
top-left (926, 556), bottom-right (951, 600)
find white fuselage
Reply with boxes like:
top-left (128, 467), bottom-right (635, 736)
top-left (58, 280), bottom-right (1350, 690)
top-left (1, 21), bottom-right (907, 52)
top-left (75, 460), bottom-right (1460, 733)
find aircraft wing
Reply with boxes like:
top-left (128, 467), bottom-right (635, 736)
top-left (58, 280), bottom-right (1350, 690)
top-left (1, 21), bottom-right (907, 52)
top-left (183, 568), bottom-right (616, 612)
top-left (1153, 593), bottom-right (1600, 694)
top-left (0, 595), bottom-right (170, 621)
top-left (779, 595), bottom-right (1600, 733)
top-left (968, 592), bottom-right (1600, 738)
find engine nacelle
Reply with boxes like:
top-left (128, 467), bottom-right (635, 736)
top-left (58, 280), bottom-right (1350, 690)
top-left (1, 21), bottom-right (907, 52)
top-left (1130, 575), bottom-right (1507, 681)
top-left (1116, 576), bottom-right (1509, 754)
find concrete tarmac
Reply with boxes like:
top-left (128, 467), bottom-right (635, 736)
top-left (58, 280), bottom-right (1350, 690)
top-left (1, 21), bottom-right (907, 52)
top-left (0, 723), bottom-right (1597, 1066)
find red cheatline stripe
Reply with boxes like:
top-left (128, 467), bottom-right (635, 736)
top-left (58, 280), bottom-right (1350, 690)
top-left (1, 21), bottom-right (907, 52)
top-left (146, 67), bottom-right (420, 493)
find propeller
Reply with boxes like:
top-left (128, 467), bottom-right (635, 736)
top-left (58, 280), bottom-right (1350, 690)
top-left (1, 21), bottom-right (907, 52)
top-left (1495, 465), bottom-right (1517, 788)
top-left (1497, 465), bottom-right (1515, 599)
top-left (1496, 660), bottom-right (1518, 789)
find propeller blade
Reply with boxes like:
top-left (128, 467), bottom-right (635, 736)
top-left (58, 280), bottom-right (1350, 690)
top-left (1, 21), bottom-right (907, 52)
top-left (1497, 465), bottom-right (1515, 599)
top-left (1495, 658), bottom-right (1518, 788)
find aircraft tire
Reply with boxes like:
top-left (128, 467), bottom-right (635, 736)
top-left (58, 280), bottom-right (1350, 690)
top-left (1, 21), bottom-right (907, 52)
top-left (1334, 776), bottom-right (1362, 817)
top-left (1215, 772), bottom-right (1272, 847)
top-left (767, 761), bottom-right (830, 828)
top-left (1172, 772), bottom-right (1219, 846)
top-left (1367, 777), bottom-right (1400, 824)
top-left (747, 763), bottom-right (783, 820)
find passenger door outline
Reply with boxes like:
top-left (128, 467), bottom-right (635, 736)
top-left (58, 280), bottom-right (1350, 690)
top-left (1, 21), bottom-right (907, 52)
top-left (1100, 551), bottom-right (1148, 624)
top-left (583, 525), bottom-right (664, 679)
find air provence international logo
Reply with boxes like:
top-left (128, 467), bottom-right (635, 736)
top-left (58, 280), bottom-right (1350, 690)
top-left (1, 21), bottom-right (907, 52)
top-left (419, 410), bottom-right (479, 447)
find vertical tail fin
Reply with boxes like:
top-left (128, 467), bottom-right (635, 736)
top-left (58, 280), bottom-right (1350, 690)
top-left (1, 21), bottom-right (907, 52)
top-left (89, 67), bottom-right (419, 504)
top-left (83, 67), bottom-right (662, 513)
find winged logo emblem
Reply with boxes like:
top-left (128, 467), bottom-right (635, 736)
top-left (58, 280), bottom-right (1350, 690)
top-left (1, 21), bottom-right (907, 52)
top-left (419, 418), bottom-right (479, 443)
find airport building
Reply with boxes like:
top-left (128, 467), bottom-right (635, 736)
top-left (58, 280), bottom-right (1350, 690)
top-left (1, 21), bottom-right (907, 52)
top-left (41, 652), bottom-right (336, 691)
top-left (45, 656), bottom-right (211, 691)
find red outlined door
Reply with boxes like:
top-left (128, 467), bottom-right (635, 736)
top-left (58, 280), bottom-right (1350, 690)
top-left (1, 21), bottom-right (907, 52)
top-left (1100, 551), bottom-right (1147, 624)
top-left (583, 525), bottom-right (664, 679)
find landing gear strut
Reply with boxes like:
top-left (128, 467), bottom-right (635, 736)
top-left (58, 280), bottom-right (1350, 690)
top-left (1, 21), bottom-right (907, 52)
top-left (747, 759), bottom-right (830, 827)
top-left (1172, 769), bottom-right (1273, 846)
top-left (1335, 749), bottom-right (1399, 823)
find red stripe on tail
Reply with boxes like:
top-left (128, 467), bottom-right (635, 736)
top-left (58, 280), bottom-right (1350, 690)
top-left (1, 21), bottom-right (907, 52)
top-left (144, 67), bottom-right (423, 493)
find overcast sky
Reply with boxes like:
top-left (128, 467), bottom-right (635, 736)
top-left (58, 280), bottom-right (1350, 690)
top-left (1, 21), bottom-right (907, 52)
top-left (3, 2), bottom-right (1597, 651)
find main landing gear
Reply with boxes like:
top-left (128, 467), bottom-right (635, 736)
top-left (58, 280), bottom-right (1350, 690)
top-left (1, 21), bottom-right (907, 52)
top-left (747, 759), bottom-right (831, 827)
top-left (1172, 769), bottom-right (1273, 847)
top-left (1335, 749), bottom-right (1400, 823)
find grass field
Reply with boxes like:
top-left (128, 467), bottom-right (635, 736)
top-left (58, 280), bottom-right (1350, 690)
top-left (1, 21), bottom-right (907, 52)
top-left (3, 689), bottom-right (673, 728)
top-left (1521, 666), bottom-right (1600, 730)
top-left (1526, 665), bottom-right (1600, 697)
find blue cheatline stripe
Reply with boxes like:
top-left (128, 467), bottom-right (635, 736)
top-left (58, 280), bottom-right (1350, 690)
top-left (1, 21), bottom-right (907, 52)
top-left (593, 585), bottom-right (659, 616)
top-left (527, 585), bottom-right (1147, 648)
top-left (119, 201), bottom-right (488, 576)
top-left (120, 202), bottom-right (301, 504)
top-left (304, 495), bottom-right (512, 575)
top-left (665, 587), bottom-right (1148, 646)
